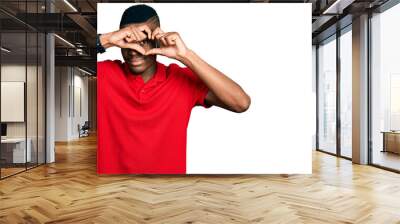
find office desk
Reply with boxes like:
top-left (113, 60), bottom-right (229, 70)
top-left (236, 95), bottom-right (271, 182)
top-left (1, 138), bottom-right (32, 163)
top-left (381, 131), bottom-right (400, 154)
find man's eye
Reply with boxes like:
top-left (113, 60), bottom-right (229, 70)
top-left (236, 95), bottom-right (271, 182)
top-left (139, 40), bottom-right (151, 46)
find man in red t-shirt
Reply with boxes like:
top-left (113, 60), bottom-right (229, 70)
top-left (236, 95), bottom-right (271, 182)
top-left (97, 4), bottom-right (251, 174)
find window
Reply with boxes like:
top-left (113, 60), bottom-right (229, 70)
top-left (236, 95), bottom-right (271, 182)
top-left (339, 27), bottom-right (352, 158)
top-left (318, 35), bottom-right (337, 154)
top-left (371, 2), bottom-right (400, 171)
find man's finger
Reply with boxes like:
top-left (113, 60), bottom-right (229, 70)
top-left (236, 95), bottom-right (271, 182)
top-left (154, 33), bottom-right (163, 40)
top-left (140, 25), bottom-right (152, 39)
top-left (124, 32), bottom-right (136, 43)
top-left (159, 34), bottom-right (168, 46)
top-left (137, 30), bottom-right (147, 42)
top-left (128, 30), bottom-right (139, 42)
top-left (151, 29), bottom-right (158, 40)
top-left (124, 30), bottom-right (134, 42)
top-left (165, 35), bottom-right (176, 46)
top-left (145, 48), bottom-right (164, 56)
top-left (124, 43), bottom-right (146, 55)
top-left (152, 27), bottom-right (164, 40)
top-left (135, 29), bottom-right (146, 42)
top-left (153, 28), bottom-right (165, 39)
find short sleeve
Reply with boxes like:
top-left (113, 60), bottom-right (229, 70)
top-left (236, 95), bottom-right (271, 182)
top-left (179, 66), bottom-right (211, 108)
top-left (97, 60), bottom-right (120, 78)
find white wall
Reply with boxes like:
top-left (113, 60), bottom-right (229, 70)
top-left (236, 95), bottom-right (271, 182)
top-left (71, 72), bottom-right (89, 138)
top-left (1, 65), bottom-right (37, 138)
top-left (1, 64), bottom-right (46, 163)
top-left (55, 66), bottom-right (68, 141)
top-left (55, 66), bottom-right (89, 141)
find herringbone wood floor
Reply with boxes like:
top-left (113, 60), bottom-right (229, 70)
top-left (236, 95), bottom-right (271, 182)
top-left (1, 134), bottom-right (400, 224)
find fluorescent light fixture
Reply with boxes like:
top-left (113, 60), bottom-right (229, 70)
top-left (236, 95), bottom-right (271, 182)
top-left (323, 0), bottom-right (355, 14)
top-left (77, 67), bottom-right (93, 76)
top-left (63, 0), bottom-right (78, 12)
top-left (1, 47), bottom-right (11, 53)
top-left (54, 34), bottom-right (75, 48)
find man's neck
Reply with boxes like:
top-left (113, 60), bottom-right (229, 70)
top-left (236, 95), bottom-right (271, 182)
top-left (136, 63), bottom-right (157, 84)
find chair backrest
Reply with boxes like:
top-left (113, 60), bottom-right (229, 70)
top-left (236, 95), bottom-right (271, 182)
top-left (82, 121), bottom-right (90, 129)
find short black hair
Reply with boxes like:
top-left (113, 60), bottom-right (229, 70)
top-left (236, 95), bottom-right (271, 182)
top-left (119, 4), bottom-right (159, 28)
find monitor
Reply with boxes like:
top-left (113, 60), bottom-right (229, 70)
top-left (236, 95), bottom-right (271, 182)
top-left (1, 123), bottom-right (7, 137)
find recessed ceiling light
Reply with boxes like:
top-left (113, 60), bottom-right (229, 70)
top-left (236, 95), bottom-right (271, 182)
top-left (54, 34), bottom-right (75, 48)
top-left (77, 67), bottom-right (93, 76)
top-left (63, 0), bottom-right (78, 12)
top-left (1, 47), bottom-right (11, 53)
top-left (323, 0), bottom-right (355, 15)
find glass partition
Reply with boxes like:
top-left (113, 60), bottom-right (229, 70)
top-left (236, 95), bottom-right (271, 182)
top-left (1, 30), bottom-right (28, 178)
top-left (371, 3), bottom-right (400, 171)
top-left (339, 27), bottom-right (352, 158)
top-left (0, 0), bottom-right (46, 179)
top-left (317, 35), bottom-right (337, 155)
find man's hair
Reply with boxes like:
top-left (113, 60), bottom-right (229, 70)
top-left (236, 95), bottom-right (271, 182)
top-left (119, 4), bottom-right (159, 28)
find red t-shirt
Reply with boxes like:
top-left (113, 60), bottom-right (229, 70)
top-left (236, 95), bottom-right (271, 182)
top-left (97, 60), bottom-right (210, 174)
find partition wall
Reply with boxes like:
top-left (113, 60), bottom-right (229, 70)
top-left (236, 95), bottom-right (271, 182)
top-left (0, 0), bottom-right (47, 179)
top-left (316, 26), bottom-right (352, 159)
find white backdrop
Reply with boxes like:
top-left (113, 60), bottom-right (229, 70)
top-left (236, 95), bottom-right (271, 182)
top-left (98, 3), bottom-right (312, 174)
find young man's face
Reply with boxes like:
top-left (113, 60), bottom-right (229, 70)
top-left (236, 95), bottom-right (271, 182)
top-left (121, 17), bottom-right (159, 74)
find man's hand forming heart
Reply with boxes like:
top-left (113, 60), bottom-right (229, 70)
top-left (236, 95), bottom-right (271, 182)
top-left (101, 23), bottom-right (152, 55)
top-left (144, 27), bottom-right (189, 61)
top-left (101, 25), bottom-right (190, 62)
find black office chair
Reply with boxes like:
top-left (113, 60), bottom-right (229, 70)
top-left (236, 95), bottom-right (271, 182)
top-left (79, 121), bottom-right (90, 138)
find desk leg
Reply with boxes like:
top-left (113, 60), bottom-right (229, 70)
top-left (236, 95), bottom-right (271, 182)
top-left (382, 133), bottom-right (386, 153)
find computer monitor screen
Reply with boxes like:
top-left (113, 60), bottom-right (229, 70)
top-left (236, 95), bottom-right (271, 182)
top-left (1, 123), bottom-right (7, 137)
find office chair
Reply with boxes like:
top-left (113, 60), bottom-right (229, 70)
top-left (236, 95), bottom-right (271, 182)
top-left (79, 121), bottom-right (90, 138)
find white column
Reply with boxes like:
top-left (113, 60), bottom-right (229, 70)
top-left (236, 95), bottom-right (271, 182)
top-left (46, 0), bottom-right (55, 163)
top-left (352, 14), bottom-right (369, 164)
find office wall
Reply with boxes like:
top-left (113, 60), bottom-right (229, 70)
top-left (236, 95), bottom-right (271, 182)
top-left (55, 67), bottom-right (89, 141)
top-left (78, 72), bottom-right (89, 136)
top-left (88, 77), bottom-right (97, 132)
top-left (1, 64), bottom-right (42, 139)
top-left (72, 72), bottom-right (89, 138)
top-left (55, 66), bottom-right (69, 141)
